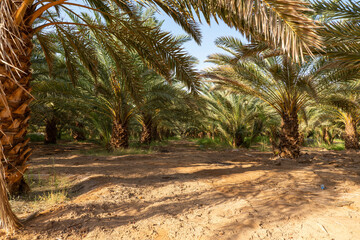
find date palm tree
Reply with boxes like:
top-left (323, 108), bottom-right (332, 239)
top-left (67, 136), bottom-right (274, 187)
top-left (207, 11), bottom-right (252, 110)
top-left (205, 37), bottom-right (355, 158)
top-left (322, 82), bottom-right (360, 149)
top-left (1, 0), bottom-right (321, 231)
top-left (0, 2), bottom-right (200, 196)
top-left (202, 90), bottom-right (273, 148)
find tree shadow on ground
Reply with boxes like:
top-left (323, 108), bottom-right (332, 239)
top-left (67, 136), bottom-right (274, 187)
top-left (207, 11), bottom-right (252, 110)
top-left (16, 141), bottom-right (360, 239)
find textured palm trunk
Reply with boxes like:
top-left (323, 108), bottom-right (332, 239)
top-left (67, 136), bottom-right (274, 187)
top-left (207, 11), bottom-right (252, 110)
top-left (0, 164), bottom-right (21, 231)
top-left (152, 124), bottom-right (159, 141)
top-left (344, 118), bottom-right (359, 150)
top-left (0, 4), bottom-right (33, 195)
top-left (44, 117), bottom-right (57, 144)
top-left (0, 0), bottom-right (34, 229)
top-left (279, 112), bottom-right (300, 158)
top-left (57, 125), bottom-right (63, 140)
top-left (110, 120), bottom-right (129, 149)
top-left (233, 131), bottom-right (244, 147)
top-left (329, 133), bottom-right (335, 144)
top-left (72, 122), bottom-right (86, 141)
top-left (140, 115), bottom-right (152, 144)
top-left (197, 132), bottom-right (204, 138)
top-left (322, 127), bottom-right (331, 145)
top-left (269, 128), bottom-right (280, 155)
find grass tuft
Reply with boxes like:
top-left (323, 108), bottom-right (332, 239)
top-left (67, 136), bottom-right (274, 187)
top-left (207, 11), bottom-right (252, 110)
top-left (191, 137), bottom-right (231, 150)
top-left (10, 159), bottom-right (70, 216)
top-left (76, 147), bottom-right (154, 156)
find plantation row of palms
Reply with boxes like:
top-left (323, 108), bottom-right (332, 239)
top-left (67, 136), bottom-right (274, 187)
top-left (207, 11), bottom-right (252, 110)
top-left (31, 9), bottom-right (199, 150)
top-left (32, 35), bottom-right (360, 157)
top-left (0, 0), bottom-right (358, 233)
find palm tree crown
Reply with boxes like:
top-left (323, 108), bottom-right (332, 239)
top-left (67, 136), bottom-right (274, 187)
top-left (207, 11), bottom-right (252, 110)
top-left (205, 37), bottom-right (356, 157)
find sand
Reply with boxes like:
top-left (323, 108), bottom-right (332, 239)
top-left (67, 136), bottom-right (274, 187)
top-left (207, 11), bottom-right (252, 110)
top-left (6, 140), bottom-right (360, 240)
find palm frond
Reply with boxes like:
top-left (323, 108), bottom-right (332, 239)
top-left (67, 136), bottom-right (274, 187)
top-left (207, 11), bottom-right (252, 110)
top-left (179, 0), bottom-right (323, 61)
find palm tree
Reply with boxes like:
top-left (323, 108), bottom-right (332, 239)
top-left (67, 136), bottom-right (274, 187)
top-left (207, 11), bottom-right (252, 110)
top-left (300, 106), bottom-right (340, 146)
top-left (202, 90), bottom-right (273, 148)
top-left (136, 76), bottom-right (182, 144)
top-left (134, 58), bottom-right (199, 144)
top-left (0, 0), bottom-right (322, 231)
top-left (30, 52), bottom-right (72, 144)
top-left (0, 3), bottom-right (201, 196)
top-left (98, 73), bottom-right (136, 149)
top-left (321, 81), bottom-right (360, 149)
top-left (205, 37), bottom-right (353, 158)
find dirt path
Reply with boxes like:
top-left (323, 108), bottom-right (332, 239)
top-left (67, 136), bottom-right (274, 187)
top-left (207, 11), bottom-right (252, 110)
top-left (7, 140), bottom-right (360, 239)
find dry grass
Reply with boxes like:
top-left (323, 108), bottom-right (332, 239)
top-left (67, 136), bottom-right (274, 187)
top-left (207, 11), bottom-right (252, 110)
top-left (10, 166), bottom-right (71, 219)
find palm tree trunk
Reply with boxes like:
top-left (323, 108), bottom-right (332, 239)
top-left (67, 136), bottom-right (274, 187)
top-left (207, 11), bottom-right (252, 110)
top-left (344, 119), bottom-right (359, 150)
top-left (57, 125), bottom-right (63, 140)
top-left (233, 129), bottom-right (244, 147)
top-left (152, 124), bottom-right (160, 141)
top-left (322, 127), bottom-right (331, 145)
top-left (44, 117), bottom-right (57, 144)
top-left (140, 115), bottom-right (152, 144)
top-left (279, 112), bottom-right (300, 158)
top-left (0, 1), bottom-right (33, 195)
top-left (72, 121), bottom-right (86, 141)
top-left (0, 164), bottom-right (21, 231)
top-left (110, 120), bottom-right (129, 149)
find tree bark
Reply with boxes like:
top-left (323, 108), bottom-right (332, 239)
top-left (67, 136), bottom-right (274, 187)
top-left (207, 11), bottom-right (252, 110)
top-left (152, 124), bottom-right (160, 141)
top-left (322, 127), bottom-right (331, 145)
top-left (44, 117), bottom-right (57, 144)
top-left (57, 125), bottom-right (63, 140)
top-left (0, 1), bottom-right (33, 195)
top-left (110, 120), bottom-right (129, 149)
top-left (233, 130), bottom-right (244, 147)
top-left (140, 115), bottom-right (152, 144)
top-left (72, 121), bottom-right (86, 141)
top-left (0, 164), bottom-right (21, 231)
top-left (344, 118), bottom-right (359, 150)
top-left (278, 112), bottom-right (300, 158)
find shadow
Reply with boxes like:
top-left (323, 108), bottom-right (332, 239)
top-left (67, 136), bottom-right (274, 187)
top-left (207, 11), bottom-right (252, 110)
top-left (13, 141), bottom-right (360, 239)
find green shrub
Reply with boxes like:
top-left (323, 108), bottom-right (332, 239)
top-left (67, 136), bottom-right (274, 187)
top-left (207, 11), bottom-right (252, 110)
top-left (193, 137), bottom-right (230, 150)
top-left (27, 133), bottom-right (44, 142)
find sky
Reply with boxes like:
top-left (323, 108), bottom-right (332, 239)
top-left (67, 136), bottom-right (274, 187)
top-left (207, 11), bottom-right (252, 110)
top-left (155, 13), bottom-right (247, 71)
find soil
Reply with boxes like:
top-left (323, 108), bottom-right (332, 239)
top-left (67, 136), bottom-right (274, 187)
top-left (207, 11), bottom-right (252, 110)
top-left (5, 140), bottom-right (360, 239)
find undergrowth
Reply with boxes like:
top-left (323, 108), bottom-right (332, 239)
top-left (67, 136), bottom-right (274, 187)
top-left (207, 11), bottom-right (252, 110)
top-left (76, 138), bottom-right (178, 156)
top-left (10, 158), bottom-right (70, 216)
top-left (305, 139), bottom-right (345, 151)
top-left (191, 137), bottom-right (230, 150)
top-left (77, 147), bottom-right (154, 156)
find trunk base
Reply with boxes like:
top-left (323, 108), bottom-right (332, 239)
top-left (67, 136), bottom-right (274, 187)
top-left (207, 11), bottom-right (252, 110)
top-left (8, 177), bottom-right (30, 196)
top-left (278, 113), bottom-right (300, 159)
top-left (140, 119), bottom-right (152, 144)
top-left (44, 118), bottom-right (57, 144)
top-left (344, 119), bottom-right (359, 150)
top-left (110, 121), bottom-right (129, 149)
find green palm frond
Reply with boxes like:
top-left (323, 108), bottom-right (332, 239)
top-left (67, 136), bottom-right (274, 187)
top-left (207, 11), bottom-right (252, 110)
top-left (178, 0), bottom-right (322, 61)
top-left (204, 37), bottom-right (343, 118)
top-left (312, 0), bottom-right (360, 20)
top-left (313, 0), bottom-right (360, 68)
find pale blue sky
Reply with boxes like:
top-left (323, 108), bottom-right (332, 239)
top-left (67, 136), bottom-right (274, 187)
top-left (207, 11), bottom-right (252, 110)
top-left (156, 13), bottom-right (247, 70)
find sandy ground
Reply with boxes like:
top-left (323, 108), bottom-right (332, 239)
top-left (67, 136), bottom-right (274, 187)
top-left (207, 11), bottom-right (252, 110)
top-left (5, 140), bottom-right (360, 240)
